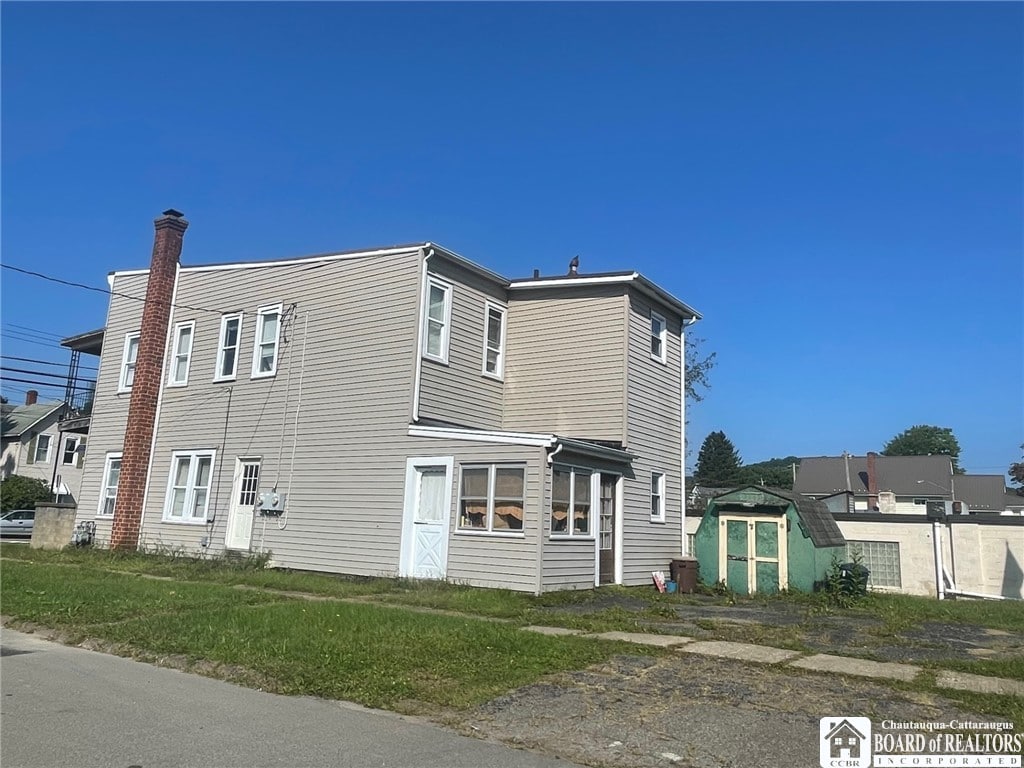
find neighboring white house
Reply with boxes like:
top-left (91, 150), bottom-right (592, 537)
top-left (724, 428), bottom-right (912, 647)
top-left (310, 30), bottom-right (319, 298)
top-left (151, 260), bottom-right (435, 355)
top-left (1, 392), bottom-right (86, 502)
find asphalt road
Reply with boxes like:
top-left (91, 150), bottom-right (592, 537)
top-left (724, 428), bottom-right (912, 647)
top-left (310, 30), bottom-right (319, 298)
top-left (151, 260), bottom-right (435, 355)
top-left (0, 629), bottom-right (579, 768)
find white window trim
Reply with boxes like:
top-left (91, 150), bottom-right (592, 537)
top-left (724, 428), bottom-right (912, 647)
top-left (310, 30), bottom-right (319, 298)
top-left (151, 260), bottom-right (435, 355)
top-left (481, 301), bottom-right (507, 380)
top-left (162, 449), bottom-right (217, 524)
top-left (456, 463), bottom-right (526, 537)
top-left (422, 276), bottom-right (453, 364)
top-left (61, 436), bottom-right (81, 466)
top-left (251, 304), bottom-right (283, 379)
top-left (33, 434), bottom-right (53, 464)
top-left (97, 452), bottom-right (122, 517)
top-left (118, 331), bottom-right (141, 392)
top-left (651, 471), bottom-right (666, 523)
top-left (650, 311), bottom-right (667, 364)
top-left (167, 320), bottom-right (196, 387)
top-left (214, 312), bottom-right (244, 382)
top-left (550, 464), bottom-right (596, 539)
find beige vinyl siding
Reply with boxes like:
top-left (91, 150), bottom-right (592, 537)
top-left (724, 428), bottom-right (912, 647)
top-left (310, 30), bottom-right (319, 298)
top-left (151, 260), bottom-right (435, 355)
top-left (621, 289), bottom-right (684, 585)
top-left (138, 251), bottom-right (424, 568)
top-left (417, 256), bottom-right (506, 429)
top-left (74, 273), bottom-right (150, 545)
top-left (503, 286), bottom-right (627, 441)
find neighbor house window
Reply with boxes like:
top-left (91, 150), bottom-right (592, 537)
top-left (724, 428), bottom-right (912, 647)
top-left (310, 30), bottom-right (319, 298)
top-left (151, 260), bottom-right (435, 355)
top-left (215, 313), bottom-right (243, 381)
top-left (168, 321), bottom-right (195, 386)
top-left (651, 472), bottom-right (666, 522)
top-left (28, 434), bottom-right (52, 464)
top-left (251, 305), bottom-right (282, 378)
top-left (423, 277), bottom-right (452, 363)
top-left (458, 464), bottom-right (525, 533)
top-left (551, 466), bottom-right (592, 536)
top-left (650, 311), bottom-right (667, 363)
top-left (846, 541), bottom-right (901, 588)
top-left (482, 302), bottom-right (507, 378)
top-left (119, 332), bottom-right (140, 391)
top-left (686, 533), bottom-right (696, 556)
top-left (163, 450), bottom-right (215, 523)
top-left (62, 436), bottom-right (84, 466)
top-left (98, 453), bottom-right (122, 517)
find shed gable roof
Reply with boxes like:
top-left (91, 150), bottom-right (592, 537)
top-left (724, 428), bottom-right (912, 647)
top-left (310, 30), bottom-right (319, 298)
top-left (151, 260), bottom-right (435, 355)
top-left (711, 485), bottom-right (846, 548)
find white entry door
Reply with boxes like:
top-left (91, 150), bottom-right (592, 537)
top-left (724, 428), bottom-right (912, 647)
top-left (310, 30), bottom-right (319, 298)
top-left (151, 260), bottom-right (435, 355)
top-left (400, 457), bottom-right (453, 579)
top-left (224, 458), bottom-right (261, 550)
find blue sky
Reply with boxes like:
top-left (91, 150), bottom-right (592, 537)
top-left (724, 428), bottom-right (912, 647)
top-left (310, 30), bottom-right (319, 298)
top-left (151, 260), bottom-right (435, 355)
top-left (2, 2), bottom-right (1021, 476)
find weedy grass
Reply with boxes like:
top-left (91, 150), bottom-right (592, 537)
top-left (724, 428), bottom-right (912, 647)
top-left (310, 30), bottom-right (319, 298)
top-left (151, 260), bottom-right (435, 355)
top-left (0, 558), bottom-right (638, 710)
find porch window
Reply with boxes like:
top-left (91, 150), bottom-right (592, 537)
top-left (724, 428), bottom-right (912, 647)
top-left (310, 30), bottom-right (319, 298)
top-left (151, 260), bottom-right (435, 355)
top-left (163, 450), bottom-right (215, 523)
top-left (551, 465), bottom-right (592, 537)
top-left (98, 453), bottom-right (122, 517)
top-left (458, 464), bottom-right (525, 533)
top-left (62, 436), bottom-right (84, 466)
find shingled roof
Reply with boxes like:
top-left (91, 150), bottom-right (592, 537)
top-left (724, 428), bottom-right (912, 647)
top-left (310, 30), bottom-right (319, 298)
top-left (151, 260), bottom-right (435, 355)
top-left (954, 475), bottom-right (1010, 512)
top-left (0, 402), bottom-right (63, 438)
top-left (795, 455), bottom-right (954, 497)
top-left (710, 486), bottom-right (846, 548)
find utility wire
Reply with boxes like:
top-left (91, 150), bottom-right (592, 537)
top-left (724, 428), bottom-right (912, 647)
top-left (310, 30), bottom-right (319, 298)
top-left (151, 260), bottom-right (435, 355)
top-left (1, 263), bottom-right (224, 316)
top-left (0, 333), bottom-right (66, 350)
top-left (1, 355), bottom-right (98, 371)
top-left (3, 323), bottom-right (68, 340)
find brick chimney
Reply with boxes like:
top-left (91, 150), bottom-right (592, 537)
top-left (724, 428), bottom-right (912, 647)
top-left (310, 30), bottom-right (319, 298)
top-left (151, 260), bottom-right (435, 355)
top-left (24, 390), bottom-right (38, 406)
top-left (111, 209), bottom-right (188, 550)
top-left (866, 451), bottom-right (879, 511)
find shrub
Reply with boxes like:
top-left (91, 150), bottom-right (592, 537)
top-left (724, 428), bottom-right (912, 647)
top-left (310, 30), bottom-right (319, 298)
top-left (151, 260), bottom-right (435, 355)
top-left (1, 474), bottom-right (51, 513)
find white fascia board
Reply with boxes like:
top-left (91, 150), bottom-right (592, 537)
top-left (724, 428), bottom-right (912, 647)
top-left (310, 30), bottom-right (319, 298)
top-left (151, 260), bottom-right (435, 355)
top-left (508, 274), bottom-right (639, 290)
top-left (425, 243), bottom-right (511, 287)
top-left (408, 425), bottom-right (555, 447)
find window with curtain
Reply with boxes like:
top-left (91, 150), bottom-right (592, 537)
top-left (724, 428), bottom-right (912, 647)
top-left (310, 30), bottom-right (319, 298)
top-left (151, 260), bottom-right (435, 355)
top-left (551, 465), bottom-right (592, 537)
top-left (458, 464), bottom-right (525, 533)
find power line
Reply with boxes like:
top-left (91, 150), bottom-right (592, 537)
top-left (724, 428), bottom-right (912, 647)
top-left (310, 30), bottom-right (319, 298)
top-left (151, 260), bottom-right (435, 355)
top-left (3, 323), bottom-right (68, 340)
top-left (0, 333), bottom-right (65, 350)
top-left (2, 263), bottom-right (224, 316)
top-left (0, 355), bottom-right (98, 371)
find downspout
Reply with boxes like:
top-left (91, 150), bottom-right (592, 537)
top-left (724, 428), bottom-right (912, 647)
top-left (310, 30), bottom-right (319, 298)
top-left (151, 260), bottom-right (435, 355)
top-left (136, 260), bottom-right (181, 548)
top-left (681, 316), bottom-right (697, 556)
top-left (411, 246), bottom-right (433, 423)
top-left (546, 441), bottom-right (564, 465)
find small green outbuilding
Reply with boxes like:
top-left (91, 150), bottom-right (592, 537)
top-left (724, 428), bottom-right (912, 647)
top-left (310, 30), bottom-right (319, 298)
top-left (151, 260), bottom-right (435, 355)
top-left (694, 486), bottom-right (846, 594)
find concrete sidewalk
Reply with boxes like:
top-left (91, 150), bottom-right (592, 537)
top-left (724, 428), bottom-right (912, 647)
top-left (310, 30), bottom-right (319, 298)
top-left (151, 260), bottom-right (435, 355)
top-left (521, 626), bottom-right (1024, 698)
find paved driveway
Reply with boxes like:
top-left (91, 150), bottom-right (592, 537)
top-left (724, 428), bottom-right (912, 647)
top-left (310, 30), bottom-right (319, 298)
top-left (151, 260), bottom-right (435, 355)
top-left (0, 629), bottom-right (579, 768)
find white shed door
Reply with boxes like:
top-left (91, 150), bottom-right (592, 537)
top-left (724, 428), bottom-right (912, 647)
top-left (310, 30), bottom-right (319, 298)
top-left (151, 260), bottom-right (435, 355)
top-left (401, 458), bottom-right (453, 580)
top-left (224, 459), bottom-right (260, 550)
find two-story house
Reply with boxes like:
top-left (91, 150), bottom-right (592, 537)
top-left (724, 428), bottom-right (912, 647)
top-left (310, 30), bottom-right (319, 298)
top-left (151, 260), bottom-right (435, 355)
top-left (1, 391), bottom-right (86, 502)
top-left (73, 210), bottom-right (700, 593)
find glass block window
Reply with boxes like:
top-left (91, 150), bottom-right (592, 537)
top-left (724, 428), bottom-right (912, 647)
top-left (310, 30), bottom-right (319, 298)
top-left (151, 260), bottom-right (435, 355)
top-left (846, 540), bottom-right (901, 588)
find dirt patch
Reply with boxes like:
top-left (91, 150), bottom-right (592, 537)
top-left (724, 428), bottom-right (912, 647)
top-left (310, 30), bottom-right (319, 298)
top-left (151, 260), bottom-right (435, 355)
top-left (459, 652), bottom-right (983, 768)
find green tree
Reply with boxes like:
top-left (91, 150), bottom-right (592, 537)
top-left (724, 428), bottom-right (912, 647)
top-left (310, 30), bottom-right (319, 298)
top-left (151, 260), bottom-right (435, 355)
top-left (694, 431), bottom-right (743, 486)
top-left (738, 456), bottom-right (800, 489)
top-left (1009, 444), bottom-right (1024, 496)
top-left (0, 474), bottom-right (50, 513)
top-left (882, 425), bottom-right (962, 473)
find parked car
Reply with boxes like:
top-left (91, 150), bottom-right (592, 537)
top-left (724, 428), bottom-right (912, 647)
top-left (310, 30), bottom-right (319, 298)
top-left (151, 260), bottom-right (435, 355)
top-left (0, 509), bottom-right (35, 538)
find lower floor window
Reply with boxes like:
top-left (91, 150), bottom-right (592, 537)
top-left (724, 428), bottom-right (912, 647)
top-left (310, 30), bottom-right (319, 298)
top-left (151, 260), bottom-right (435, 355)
top-left (551, 465), bottom-right (592, 536)
top-left (98, 453), bottom-right (122, 516)
top-left (459, 464), bottom-right (525, 532)
top-left (846, 540), bottom-right (901, 588)
top-left (164, 450), bottom-right (215, 522)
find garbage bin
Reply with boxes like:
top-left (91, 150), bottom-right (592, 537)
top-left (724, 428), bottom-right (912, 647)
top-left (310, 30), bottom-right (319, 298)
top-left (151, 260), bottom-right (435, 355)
top-left (670, 557), bottom-right (699, 594)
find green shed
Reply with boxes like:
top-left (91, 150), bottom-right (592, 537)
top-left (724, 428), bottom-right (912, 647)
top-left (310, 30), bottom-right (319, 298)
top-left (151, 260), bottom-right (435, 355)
top-left (693, 486), bottom-right (846, 594)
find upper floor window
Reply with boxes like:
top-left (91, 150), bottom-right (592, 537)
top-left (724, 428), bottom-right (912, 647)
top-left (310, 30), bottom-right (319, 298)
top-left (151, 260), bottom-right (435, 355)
top-left (252, 305), bottom-right (282, 378)
top-left (482, 302), bottom-right (507, 379)
top-left (98, 453), bottom-right (122, 517)
top-left (163, 450), bottom-right (215, 523)
top-left (168, 321), bottom-right (195, 386)
top-left (119, 332), bottom-right (140, 391)
top-left (651, 471), bottom-right (666, 522)
top-left (215, 313), bottom-right (243, 381)
top-left (551, 465), bottom-right (592, 537)
top-left (423, 277), bottom-right (452, 363)
top-left (62, 436), bottom-right (85, 467)
top-left (27, 434), bottom-right (52, 464)
top-left (650, 311), bottom-right (667, 364)
top-left (458, 464), bottom-right (525, 533)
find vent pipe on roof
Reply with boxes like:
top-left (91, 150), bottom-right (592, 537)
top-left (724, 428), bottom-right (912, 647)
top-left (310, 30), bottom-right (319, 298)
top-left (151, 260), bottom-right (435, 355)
top-left (24, 390), bottom-right (38, 406)
top-left (533, 269), bottom-right (540, 279)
